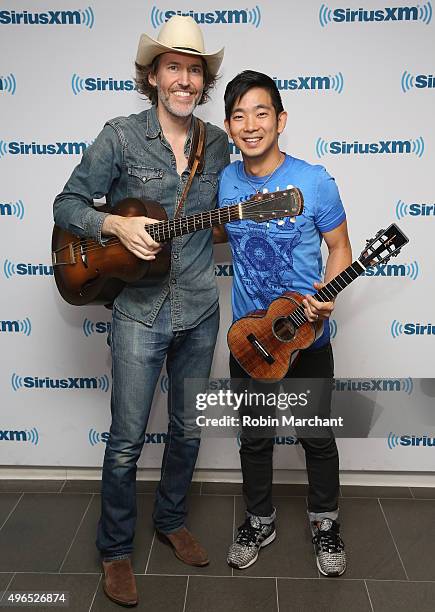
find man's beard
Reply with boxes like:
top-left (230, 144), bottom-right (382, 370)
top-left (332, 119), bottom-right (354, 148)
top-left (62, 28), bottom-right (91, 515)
top-left (156, 84), bottom-right (201, 118)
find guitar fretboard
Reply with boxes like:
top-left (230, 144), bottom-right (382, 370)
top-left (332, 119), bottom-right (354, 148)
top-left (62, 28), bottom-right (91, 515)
top-left (146, 205), bottom-right (241, 242)
top-left (143, 187), bottom-right (300, 242)
top-left (288, 260), bottom-right (366, 328)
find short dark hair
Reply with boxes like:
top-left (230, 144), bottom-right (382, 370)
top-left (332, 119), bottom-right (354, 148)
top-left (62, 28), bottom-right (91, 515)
top-left (224, 70), bottom-right (284, 121)
top-left (135, 54), bottom-right (217, 106)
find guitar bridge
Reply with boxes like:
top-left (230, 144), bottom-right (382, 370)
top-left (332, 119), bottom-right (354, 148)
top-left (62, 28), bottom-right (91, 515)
top-left (247, 333), bottom-right (275, 365)
top-left (52, 243), bottom-right (76, 266)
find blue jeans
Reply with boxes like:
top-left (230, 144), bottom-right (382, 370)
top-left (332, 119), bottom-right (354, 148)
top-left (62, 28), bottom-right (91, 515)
top-left (96, 299), bottom-right (219, 560)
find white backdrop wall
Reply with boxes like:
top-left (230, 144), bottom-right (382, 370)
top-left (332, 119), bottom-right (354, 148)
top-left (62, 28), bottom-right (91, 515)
top-left (0, 0), bottom-right (434, 470)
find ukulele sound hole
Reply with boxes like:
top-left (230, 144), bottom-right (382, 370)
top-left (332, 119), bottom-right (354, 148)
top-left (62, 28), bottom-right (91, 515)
top-left (272, 317), bottom-right (295, 342)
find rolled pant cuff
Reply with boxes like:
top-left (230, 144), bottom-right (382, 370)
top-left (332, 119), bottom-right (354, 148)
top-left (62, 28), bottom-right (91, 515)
top-left (102, 553), bottom-right (130, 562)
top-left (308, 509), bottom-right (339, 523)
top-left (246, 507), bottom-right (276, 525)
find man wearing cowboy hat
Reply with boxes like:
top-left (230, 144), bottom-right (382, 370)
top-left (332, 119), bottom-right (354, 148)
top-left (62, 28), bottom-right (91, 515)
top-left (53, 15), bottom-right (229, 607)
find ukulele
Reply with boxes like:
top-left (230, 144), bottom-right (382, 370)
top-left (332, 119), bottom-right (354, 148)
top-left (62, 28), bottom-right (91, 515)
top-left (52, 188), bottom-right (304, 306)
top-left (227, 224), bottom-right (409, 381)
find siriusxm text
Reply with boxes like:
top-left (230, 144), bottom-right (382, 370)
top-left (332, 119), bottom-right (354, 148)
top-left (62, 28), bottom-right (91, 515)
top-left (20, 377), bottom-right (101, 389)
top-left (0, 10), bottom-right (83, 25)
top-left (401, 324), bottom-right (435, 335)
top-left (160, 9), bottom-right (249, 24)
top-left (79, 78), bottom-right (135, 92)
top-left (399, 435), bottom-right (435, 446)
top-left (4, 141), bottom-right (88, 155)
top-left (273, 76), bottom-right (331, 91)
top-left (330, 140), bottom-right (413, 154)
top-left (330, 7), bottom-right (419, 23)
top-left (407, 204), bottom-right (435, 216)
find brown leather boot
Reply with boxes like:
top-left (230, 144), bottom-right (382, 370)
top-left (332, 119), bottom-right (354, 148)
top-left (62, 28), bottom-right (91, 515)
top-left (102, 558), bottom-right (138, 607)
top-left (161, 527), bottom-right (209, 566)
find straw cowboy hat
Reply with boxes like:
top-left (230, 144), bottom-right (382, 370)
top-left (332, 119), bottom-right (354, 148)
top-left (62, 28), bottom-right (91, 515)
top-left (136, 15), bottom-right (224, 77)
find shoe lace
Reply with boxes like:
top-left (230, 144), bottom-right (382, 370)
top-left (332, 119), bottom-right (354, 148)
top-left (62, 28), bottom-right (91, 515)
top-left (236, 518), bottom-right (261, 547)
top-left (313, 524), bottom-right (344, 553)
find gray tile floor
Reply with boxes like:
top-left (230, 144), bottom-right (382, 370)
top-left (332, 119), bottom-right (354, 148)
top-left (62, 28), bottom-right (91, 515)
top-left (0, 480), bottom-right (434, 611)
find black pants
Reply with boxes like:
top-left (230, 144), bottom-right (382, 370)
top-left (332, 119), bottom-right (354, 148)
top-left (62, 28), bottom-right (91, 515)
top-left (230, 343), bottom-right (339, 519)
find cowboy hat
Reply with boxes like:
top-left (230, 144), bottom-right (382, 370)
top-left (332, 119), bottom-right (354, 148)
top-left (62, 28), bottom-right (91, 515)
top-left (136, 15), bottom-right (224, 77)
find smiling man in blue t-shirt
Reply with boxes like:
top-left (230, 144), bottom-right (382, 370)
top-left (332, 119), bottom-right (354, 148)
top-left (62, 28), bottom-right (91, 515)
top-left (216, 70), bottom-right (352, 576)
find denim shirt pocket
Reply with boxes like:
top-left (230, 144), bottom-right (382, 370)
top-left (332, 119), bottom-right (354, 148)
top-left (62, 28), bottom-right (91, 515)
top-left (127, 165), bottom-right (164, 201)
top-left (198, 172), bottom-right (219, 211)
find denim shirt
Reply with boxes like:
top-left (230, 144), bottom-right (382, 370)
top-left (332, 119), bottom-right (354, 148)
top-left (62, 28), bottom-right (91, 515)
top-left (53, 106), bottom-right (230, 330)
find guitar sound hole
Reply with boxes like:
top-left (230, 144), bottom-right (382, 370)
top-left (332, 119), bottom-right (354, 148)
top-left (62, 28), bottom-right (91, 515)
top-left (272, 317), bottom-right (295, 342)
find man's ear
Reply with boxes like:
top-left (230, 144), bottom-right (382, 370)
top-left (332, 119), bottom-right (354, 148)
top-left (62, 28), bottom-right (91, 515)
top-left (148, 72), bottom-right (157, 87)
top-left (224, 119), bottom-right (232, 138)
top-left (277, 110), bottom-right (288, 135)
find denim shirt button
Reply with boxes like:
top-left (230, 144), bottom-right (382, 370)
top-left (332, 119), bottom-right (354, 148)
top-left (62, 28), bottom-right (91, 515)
top-left (171, 278), bottom-right (177, 284)
top-left (173, 253), bottom-right (179, 260)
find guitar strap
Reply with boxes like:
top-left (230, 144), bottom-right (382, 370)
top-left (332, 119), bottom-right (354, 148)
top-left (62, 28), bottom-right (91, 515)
top-left (173, 117), bottom-right (206, 219)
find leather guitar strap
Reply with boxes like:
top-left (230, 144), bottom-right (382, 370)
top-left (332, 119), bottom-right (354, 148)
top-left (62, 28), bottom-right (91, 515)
top-left (173, 117), bottom-right (206, 219)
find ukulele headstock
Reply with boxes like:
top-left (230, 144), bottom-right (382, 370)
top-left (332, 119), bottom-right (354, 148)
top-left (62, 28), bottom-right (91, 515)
top-left (359, 224), bottom-right (409, 268)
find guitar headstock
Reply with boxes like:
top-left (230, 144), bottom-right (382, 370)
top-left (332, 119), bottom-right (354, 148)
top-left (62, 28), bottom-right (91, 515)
top-left (242, 187), bottom-right (304, 223)
top-left (359, 224), bottom-right (409, 268)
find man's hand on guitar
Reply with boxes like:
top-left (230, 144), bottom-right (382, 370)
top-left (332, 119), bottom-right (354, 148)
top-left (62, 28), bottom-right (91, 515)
top-left (302, 282), bottom-right (334, 322)
top-left (102, 215), bottom-right (162, 260)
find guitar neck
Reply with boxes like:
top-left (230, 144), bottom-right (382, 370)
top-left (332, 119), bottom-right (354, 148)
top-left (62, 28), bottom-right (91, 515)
top-left (146, 204), bottom-right (242, 242)
top-left (289, 259), bottom-right (366, 328)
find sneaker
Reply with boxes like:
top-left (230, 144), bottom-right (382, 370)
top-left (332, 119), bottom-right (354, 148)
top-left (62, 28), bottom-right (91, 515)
top-left (227, 515), bottom-right (276, 569)
top-left (311, 518), bottom-right (346, 576)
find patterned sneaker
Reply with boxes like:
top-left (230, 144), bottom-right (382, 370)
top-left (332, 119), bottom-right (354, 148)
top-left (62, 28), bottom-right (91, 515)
top-left (311, 518), bottom-right (346, 576)
top-left (227, 515), bottom-right (276, 569)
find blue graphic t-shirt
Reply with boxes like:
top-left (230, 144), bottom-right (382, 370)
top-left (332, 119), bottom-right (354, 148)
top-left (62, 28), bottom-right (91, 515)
top-left (218, 154), bottom-right (346, 348)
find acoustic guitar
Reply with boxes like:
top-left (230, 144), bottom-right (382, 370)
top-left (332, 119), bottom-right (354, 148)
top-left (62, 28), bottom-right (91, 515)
top-left (52, 188), bottom-right (304, 306)
top-left (227, 224), bottom-right (409, 381)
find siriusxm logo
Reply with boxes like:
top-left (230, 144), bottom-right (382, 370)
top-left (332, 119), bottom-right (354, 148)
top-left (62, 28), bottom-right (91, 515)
top-left (3, 260), bottom-right (53, 278)
top-left (215, 263), bottom-right (234, 277)
top-left (329, 319), bottom-right (337, 339)
top-left (319, 3), bottom-right (432, 26)
top-left (88, 428), bottom-right (166, 446)
top-left (316, 137), bottom-right (425, 158)
top-left (83, 319), bottom-right (111, 337)
top-left (0, 318), bottom-right (31, 336)
top-left (0, 73), bottom-right (16, 95)
top-left (0, 428), bottom-right (39, 445)
top-left (71, 74), bottom-right (135, 95)
top-left (334, 378), bottom-right (413, 394)
top-left (401, 71), bottom-right (435, 92)
top-left (0, 7), bottom-right (95, 28)
top-left (237, 431), bottom-right (300, 448)
top-left (11, 373), bottom-right (110, 392)
top-left (151, 5), bottom-right (261, 27)
top-left (362, 261), bottom-right (419, 280)
top-left (0, 139), bottom-right (91, 157)
top-left (273, 73), bottom-right (344, 93)
top-left (0, 200), bottom-right (24, 220)
top-left (391, 320), bottom-right (435, 338)
top-left (396, 200), bottom-right (435, 219)
top-left (388, 432), bottom-right (435, 449)
top-left (160, 376), bottom-right (169, 393)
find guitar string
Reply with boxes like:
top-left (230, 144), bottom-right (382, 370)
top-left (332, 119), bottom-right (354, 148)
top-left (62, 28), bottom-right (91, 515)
top-left (63, 196), bottom-right (300, 258)
top-left (65, 192), bottom-right (298, 253)
top-left (68, 206), bottom-right (296, 259)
